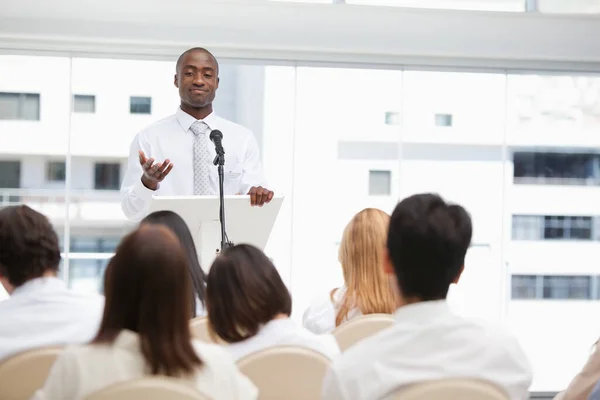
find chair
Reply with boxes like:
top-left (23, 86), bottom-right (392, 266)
top-left (85, 377), bottom-right (212, 400)
top-left (0, 346), bottom-right (62, 400)
top-left (237, 345), bottom-right (331, 400)
top-left (332, 313), bottom-right (394, 351)
top-left (384, 379), bottom-right (509, 400)
top-left (190, 316), bottom-right (213, 343)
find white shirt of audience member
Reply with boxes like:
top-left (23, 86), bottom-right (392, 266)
top-left (322, 300), bottom-right (532, 400)
top-left (32, 330), bottom-right (258, 400)
top-left (302, 286), bottom-right (362, 334)
top-left (0, 277), bottom-right (103, 361)
top-left (224, 317), bottom-right (340, 361)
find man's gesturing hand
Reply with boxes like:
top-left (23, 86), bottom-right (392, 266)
top-left (139, 150), bottom-right (173, 191)
top-left (247, 186), bottom-right (274, 207)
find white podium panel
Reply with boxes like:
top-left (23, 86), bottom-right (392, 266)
top-left (149, 195), bottom-right (283, 269)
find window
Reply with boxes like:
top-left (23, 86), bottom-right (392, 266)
top-left (130, 96), bottom-right (152, 114)
top-left (434, 113), bottom-right (453, 127)
top-left (512, 275), bottom-right (596, 300)
top-left (0, 92), bottom-right (40, 120)
top-left (46, 161), bottom-right (66, 182)
top-left (384, 111), bottom-right (400, 126)
top-left (511, 275), bottom-right (538, 299)
top-left (73, 94), bottom-right (95, 113)
top-left (71, 235), bottom-right (120, 253)
top-left (512, 215), bottom-right (596, 240)
top-left (513, 152), bottom-right (600, 185)
top-left (94, 163), bottom-right (121, 190)
top-left (0, 161), bottom-right (21, 189)
top-left (369, 170), bottom-right (391, 195)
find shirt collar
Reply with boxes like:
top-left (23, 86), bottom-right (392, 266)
top-left (393, 299), bottom-right (452, 324)
top-left (113, 330), bottom-right (141, 352)
top-left (11, 276), bottom-right (66, 297)
top-left (260, 317), bottom-right (296, 335)
top-left (175, 107), bottom-right (218, 133)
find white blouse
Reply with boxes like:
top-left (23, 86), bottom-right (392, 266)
top-left (32, 330), bottom-right (257, 400)
top-left (302, 287), bottom-right (362, 334)
top-left (223, 318), bottom-right (340, 361)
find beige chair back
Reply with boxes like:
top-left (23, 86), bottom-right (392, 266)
top-left (332, 313), bottom-right (394, 351)
top-left (384, 379), bottom-right (509, 400)
top-left (237, 345), bottom-right (331, 400)
top-left (0, 346), bottom-right (62, 400)
top-left (85, 377), bottom-right (212, 400)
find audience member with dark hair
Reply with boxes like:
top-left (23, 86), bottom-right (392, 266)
top-left (141, 210), bottom-right (207, 316)
top-left (0, 205), bottom-right (103, 361)
top-left (34, 225), bottom-right (257, 400)
top-left (206, 244), bottom-right (340, 361)
top-left (323, 193), bottom-right (532, 400)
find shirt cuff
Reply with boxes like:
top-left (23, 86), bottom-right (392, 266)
top-left (133, 178), bottom-right (157, 202)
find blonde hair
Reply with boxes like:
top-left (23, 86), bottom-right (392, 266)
top-left (336, 208), bottom-right (396, 327)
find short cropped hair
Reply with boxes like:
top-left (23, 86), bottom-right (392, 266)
top-left (206, 244), bottom-right (292, 343)
top-left (387, 193), bottom-right (472, 301)
top-left (0, 205), bottom-right (61, 287)
top-left (175, 47), bottom-right (219, 74)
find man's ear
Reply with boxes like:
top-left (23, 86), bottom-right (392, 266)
top-left (216, 76), bottom-right (220, 89)
top-left (174, 74), bottom-right (179, 88)
top-left (452, 265), bottom-right (465, 284)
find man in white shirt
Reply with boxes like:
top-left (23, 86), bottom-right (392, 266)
top-left (322, 193), bottom-right (532, 400)
top-left (121, 47), bottom-right (274, 221)
top-left (0, 205), bottom-right (104, 361)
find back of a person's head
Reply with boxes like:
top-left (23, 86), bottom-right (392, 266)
top-left (0, 205), bottom-right (61, 290)
top-left (206, 244), bottom-right (291, 343)
top-left (94, 224), bottom-right (201, 376)
top-left (337, 208), bottom-right (395, 325)
top-left (140, 210), bottom-right (207, 313)
top-left (387, 193), bottom-right (472, 301)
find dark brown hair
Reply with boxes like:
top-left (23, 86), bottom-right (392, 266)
top-left (206, 244), bottom-right (291, 343)
top-left (0, 205), bottom-right (61, 287)
top-left (93, 225), bottom-right (201, 376)
top-left (141, 211), bottom-right (207, 316)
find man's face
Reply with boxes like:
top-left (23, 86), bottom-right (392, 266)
top-left (174, 50), bottom-right (219, 108)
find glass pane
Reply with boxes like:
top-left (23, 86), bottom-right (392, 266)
top-left (293, 66), bottom-right (402, 315)
top-left (507, 73), bottom-right (600, 392)
top-left (73, 94), bottom-right (95, 113)
top-left (538, 0), bottom-right (600, 13)
top-left (369, 170), bottom-right (392, 195)
top-left (129, 96), bottom-right (152, 114)
top-left (345, 0), bottom-right (524, 11)
top-left (0, 55), bottom-right (69, 289)
top-left (511, 275), bottom-right (538, 299)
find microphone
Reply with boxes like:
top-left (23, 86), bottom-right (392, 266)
top-left (209, 130), bottom-right (224, 156)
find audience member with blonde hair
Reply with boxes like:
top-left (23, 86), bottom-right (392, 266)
top-left (303, 208), bottom-right (396, 334)
top-left (206, 244), bottom-right (340, 361)
top-left (34, 225), bottom-right (257, 400)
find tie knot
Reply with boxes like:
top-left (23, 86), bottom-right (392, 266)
top-left (191, 121), bottom-right (210, 136)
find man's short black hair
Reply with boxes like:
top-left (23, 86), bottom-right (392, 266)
top-left (0, 205), bottom-right (61, 287)
top-left (387, 193), bottom-right (472, 301)
top-left (175, 47), bottom-right (219, 74)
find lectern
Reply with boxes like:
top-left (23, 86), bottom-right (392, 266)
top-left (148, 195), bottom-right (283, 269)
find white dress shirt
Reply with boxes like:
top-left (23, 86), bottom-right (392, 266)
top-left (121, 108), bottom-right (268, 221)
top-left (0, 277), bottom-right (104, 361)
top-left (322, 300), bottom-right (532, 400)
top-left (32, 330), bottom-right (258, 400)
top-left (223, 318), bottom-right (340, 361)
top-left (302, 287), bottom-right (362, 334)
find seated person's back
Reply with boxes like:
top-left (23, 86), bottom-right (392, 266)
top-left (0, 205), bottom-right (103, 361)
top-left (322, 193), bottom-right (532, 400)
top-left (303, 208), bottom-right (396, 334)
top-left (34, 225), bottom-right (256, 400)
top-left (206, 244), bottom-right (340, 361)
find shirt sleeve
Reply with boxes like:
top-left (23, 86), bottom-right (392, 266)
top-left (238, 131), bottom-right (268, 195)
top-left (31, 350), bottom-right (78, 400)
top-left (120, 133), bottom-right (155, 221)
top-left (322, 366), bottom-right (348, 400)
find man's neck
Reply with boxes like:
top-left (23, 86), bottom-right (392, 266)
top-left (6, 270), bottom-right (58, 295)
top-left (180, 103), bottom-right (213, 120)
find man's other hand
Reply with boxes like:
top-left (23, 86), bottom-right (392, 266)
top-left (247, 186), bottom-right (274, 207)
